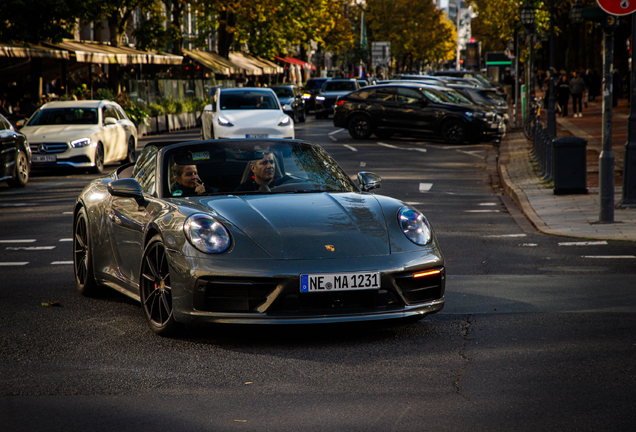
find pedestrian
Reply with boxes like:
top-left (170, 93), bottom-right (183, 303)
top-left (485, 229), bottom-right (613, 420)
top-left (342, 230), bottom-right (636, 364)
top-left (613, 69), bottom-right (622, 107)
top-left (570, 71), bottom-right (586, 118)
top-left (556, 74), bottom-right (570, 117)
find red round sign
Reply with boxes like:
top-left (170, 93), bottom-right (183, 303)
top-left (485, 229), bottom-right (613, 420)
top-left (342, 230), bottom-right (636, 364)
top-left (597, 0), bottom-right (636, 15)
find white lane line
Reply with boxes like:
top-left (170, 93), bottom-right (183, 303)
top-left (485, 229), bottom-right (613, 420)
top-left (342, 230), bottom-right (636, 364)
top-left (377, 142), bottom-right (427, 153)
top-left (6, 246), bottom-right (56, 251)
top-left (328, 135), bottom-right (337, 141)
top-left (328, 129), bottom-right (345, 136)
top-left (465, 210), bottom-right (501, 213)
top-left (59, 238), bottom-right (73, 242)
top-left (479, 203), bottom-right (498, 206)
top-left (559, 241), bottom-right (608, 246)
top-left (419, 183), bottom-right (433, 192)
top-left (0, 262), bottom-right (29, 266)
top-left (522, 243), bottom-right (538, 247)
top-left (405, 202), bottom-right (424, 205)
top-left (486, 234), bottom-right (527, 238)
top-left (583, 256), bottom-right (636, 259)
top-left (359, 161), bottom-right (366, 167)
top-left (344, 145), bottom-right (358, 152)
top-left (457, 150), bottom-right (486, 160)
top-left (378, 142), bottom-right (399, 149)
top-left (0, 203), bottom-right (29, 207)
top-left (62, 211), bottom-right (73, 215)
top-left (51, 261), bottom-right (73, 265)
top-left (0, 239), bottom-right (36, 243)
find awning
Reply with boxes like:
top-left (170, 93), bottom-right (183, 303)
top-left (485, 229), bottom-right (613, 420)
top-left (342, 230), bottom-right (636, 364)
top-left (237, 53), bottom-right (283, 74)
top-left (0, 42), bottom-right (69, 59)
top-left (228, 52), bottom-right (262, 76)
top-left (254, 56), bottom-right (284, 74)
top-left (42, 40), bottom-right (182, 65)
top-left (183, 49), bottom-right (243, 75)
top-left (274, 55), bottom-right (316, 71)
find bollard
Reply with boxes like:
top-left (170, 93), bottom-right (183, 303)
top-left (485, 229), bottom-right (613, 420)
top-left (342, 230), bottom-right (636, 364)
top-left (552, 137), bottom-right (588, 195)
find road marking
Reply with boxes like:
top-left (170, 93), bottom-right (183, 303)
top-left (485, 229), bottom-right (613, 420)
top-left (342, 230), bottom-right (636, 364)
top-left (419, 183), bottom-right (433, 192)
top-left (62, 211), bottom-right (73, 215)
top-left (583, 256), bottom-right (636, 259)
top-left (378, 142), bottom-right (399, 149)
top-left (51, 261), bottom-right (73, 265)
top-left (479, 203), bottom-right (498, 206)
top-left (0, 239), bottom-right (36, 243)
top-left (0, 203), bottom-right (28, 207)
top-left (344, 145), bottom-right (358, 152)
top-left (486, 234), bottom-right (527, 237)
top-left (59, 238), bottom-right (73, 242)
top-left (328, 128), bottom-right (345, 135)
top-left (359, 161), bottom-right (366, 167)
top-left (328, 135), bottom-right (337, 141)
top-left (465, 210), bottom-right (500, 213)
top-left (0, 262), bottom-right (29, 266)
top-left (522, 243), bottom-right (538, 247)
top-left (6, 246), bottom-right (56, 251)
top-left (377, 142), bottom-right (427, 153)
top-left (405, 202), bottom-right (424, 205)
top-left (559, 241), bottom-right (608, 246)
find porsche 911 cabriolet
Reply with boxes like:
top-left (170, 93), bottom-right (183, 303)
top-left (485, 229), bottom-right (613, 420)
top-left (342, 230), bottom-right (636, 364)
top-left (73, 139), bottom-right (445, 336)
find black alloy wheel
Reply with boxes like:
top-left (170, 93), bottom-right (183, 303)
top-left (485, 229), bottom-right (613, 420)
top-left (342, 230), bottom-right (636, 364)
top-left (441, 119), bottom-right (466, 144)
top-left (7, 149), bottom-right (29, 187)
top-left (73, 207), bottom-right (101, 296)
top-left (348, 114), bottom-right (373, 139)
top-left (140, 235), bottom-right (179, 336)
top-left (91, 143), bottom-right (104, 174)
top-left (121, 136), bottom-right (136, 165)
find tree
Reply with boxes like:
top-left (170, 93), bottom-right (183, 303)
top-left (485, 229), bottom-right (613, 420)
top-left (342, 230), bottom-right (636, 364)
top-left (366, 0), bottom-right (456, 72)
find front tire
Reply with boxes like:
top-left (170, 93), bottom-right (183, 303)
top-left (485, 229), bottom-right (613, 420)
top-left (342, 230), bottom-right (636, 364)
top-left (121, 136), bottom-right (136, 165)
top-left (7, 149), bottom-right (29, 187)
top-left (73, 207), bottom-right (102, 296)
top-left (441, 119), bottom-right (466, 144)
top-left (91, 143), bottom-right (104, 174)
top-left (140, 235), bottom-right (180, 336)
top-left (348, 115), bottom-right (373, 139)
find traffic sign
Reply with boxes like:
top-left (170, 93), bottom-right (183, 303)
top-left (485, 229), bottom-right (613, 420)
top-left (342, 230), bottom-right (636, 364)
top-left (597, 0), bottom-right (636, 15)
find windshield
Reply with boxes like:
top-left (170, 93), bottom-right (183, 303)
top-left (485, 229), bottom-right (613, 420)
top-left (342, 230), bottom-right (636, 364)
top-left (163, 140), bottom-right (359, 197)
top-left (440, 89), bottom-right (473, 105)
top-left (323, 81), bottom-right (357, 92)
top-left (421, 88), bottom-right (453, 104)
top-left (272, 87), bottom-right (294, 98)
top-left (220, 91), bottom-right (280, 110)
top-left (28, 108), bottom-right (98, 126)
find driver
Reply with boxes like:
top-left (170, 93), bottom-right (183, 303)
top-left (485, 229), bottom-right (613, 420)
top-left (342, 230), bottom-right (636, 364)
top-left (235, 152), bottom-right (289, 192)
top-left (171, 164), bottom-right (216, 196)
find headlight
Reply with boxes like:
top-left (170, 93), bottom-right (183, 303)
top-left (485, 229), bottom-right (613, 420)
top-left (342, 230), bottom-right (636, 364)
top-left (315, 96), bottom-right (325, 101)
top-left (217, 117), bottom-right (234, 127)
top-left (398, 207), bottom-right (432, 246)
top-left (465, 111), bottom-right (486, 119)
top-left (278, 116), bottom-right (291, 126)
top-left (70, 138), bottom-right (92, 148)
top-left (283, 104), bottom-right (292, 110)
top-left (302, 93), bottom-right (311, 99)
top-left (184, 214), bottom-right (231, 254)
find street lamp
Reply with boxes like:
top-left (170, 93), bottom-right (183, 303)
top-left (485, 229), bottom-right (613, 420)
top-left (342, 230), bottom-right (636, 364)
top-left (570, 0), bottom-right (583, 24)
top-left (520, 1), bottom-right (535, 29)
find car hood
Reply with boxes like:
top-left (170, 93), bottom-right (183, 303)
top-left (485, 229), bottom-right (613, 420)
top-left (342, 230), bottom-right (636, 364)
top-left (320, 90), bottom-right (353, 97)
top-left (220, 110), bottom-right (288, 126)
top-left (278, 97), bottom-right (295, 105)
top-left (21, 125), bottom-right (100, 142)
top-left (199, 192), bottom-right (390, 260)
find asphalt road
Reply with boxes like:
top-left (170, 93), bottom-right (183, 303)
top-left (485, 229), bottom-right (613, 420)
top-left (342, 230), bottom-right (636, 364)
top-left (1, 117), bottom-right (635, 431)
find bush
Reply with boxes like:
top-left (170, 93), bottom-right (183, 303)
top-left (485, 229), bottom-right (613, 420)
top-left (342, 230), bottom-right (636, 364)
top-left (148, 103), bottom-right (165, 117)
top-left (96, 88), bottom-right (116, 101)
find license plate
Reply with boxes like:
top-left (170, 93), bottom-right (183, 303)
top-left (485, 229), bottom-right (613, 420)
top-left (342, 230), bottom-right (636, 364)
top-left (246, 134), bottom-right (268, 138)
top-left (300, 272), bottom-right (380, 292)
top-left (32, 155), bottom-right (56, 163)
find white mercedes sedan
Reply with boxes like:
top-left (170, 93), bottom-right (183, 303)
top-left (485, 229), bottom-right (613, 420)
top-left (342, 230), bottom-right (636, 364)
top-left (20, 100), bottom-right (138, 173)
top-left (201, 87), bottom-right (294, 140)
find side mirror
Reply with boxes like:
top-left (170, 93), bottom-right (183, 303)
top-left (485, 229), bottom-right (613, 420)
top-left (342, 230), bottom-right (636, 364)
top-left (104, 117), bottom-right (117, 125)
top-left (15, 119), bottom-right (25, 129)
top-left (108, 178), bottom-right (145, 204)
top-left (357, 171), bottom-right (382, 192)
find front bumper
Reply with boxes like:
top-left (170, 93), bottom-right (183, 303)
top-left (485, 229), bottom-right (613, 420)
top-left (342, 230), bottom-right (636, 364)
top-left (168, 252), bottom-right (446, 325)
top-left (29, 142), bottom-right (95, 168)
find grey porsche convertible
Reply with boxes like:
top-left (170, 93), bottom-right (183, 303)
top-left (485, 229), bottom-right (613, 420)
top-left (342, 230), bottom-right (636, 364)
top-left (73, 139), bottom-right (445, 336)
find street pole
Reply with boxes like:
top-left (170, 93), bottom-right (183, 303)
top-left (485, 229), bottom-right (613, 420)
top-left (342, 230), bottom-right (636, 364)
top-left (599, 26), bottom-right (615, 222)
top-left (546, 10), bottom-right (557, 137)
top-left (620, 12), bottom-right (636, 207)
top-left (456, 2), bottom-right (461, 71)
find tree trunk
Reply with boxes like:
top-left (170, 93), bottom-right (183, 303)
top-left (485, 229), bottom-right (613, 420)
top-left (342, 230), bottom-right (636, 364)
top-left (218, 10), bottom-right (236, 58)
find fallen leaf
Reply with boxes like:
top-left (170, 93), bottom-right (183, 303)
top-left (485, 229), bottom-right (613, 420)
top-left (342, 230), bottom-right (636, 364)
top-left (41, 301), bottom-right (61, 307)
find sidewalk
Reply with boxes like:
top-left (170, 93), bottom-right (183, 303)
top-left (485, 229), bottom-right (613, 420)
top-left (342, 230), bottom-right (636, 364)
top-left (498, 99), bottom-right (636, 241)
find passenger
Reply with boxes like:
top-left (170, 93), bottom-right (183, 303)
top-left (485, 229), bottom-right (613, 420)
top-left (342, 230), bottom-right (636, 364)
top-left (171, 163), bottom-right (216, 196)
top-left (235, 152), bottom-right (290, 192)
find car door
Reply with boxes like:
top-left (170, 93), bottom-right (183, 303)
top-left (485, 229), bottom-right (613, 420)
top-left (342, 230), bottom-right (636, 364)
top-left (400, 88), bottom-right (446, 134)
top-left (102, 104), bottom-right (126, 163)
top-left (0, 116), bottom-right (18, 179)
top-left (108, 146), bottom-right (161, 284)
top-left (363, 87), bottom-right (400, 130)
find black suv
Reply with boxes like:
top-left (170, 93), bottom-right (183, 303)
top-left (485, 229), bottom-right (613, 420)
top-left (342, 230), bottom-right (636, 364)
top-left (301, 78), bottom-right (330, 113)
top-left (0, 113), bottom-right (31, 187)
top-left (332, 83), bottom-right (505, 144)
top-left (314, 79), bottom-right (359, 119)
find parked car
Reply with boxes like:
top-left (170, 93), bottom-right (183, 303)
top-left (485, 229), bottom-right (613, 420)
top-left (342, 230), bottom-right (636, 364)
top-left (332, 83), bottom-right (505, 144)
top-left (425, 84), bottom-right (510, 125)
top-left (448, 84), bottom-right (509, 122)
top-left (19, 100), bottom-right (137, 174)
top-left (301, 77), bottom-right (330, 113)
top-left (429, 70), bottom-right (497, 89)
top-left (271, 85), bottom-right (306, 123)
top-left (315, 79), bottom-right (360, 119)
top-left (201, 87), bottom-right (294, 140)
top-left (73, 138), bottom-right (445, 335)
top-left (0, 113), bottom-right (31, 187)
